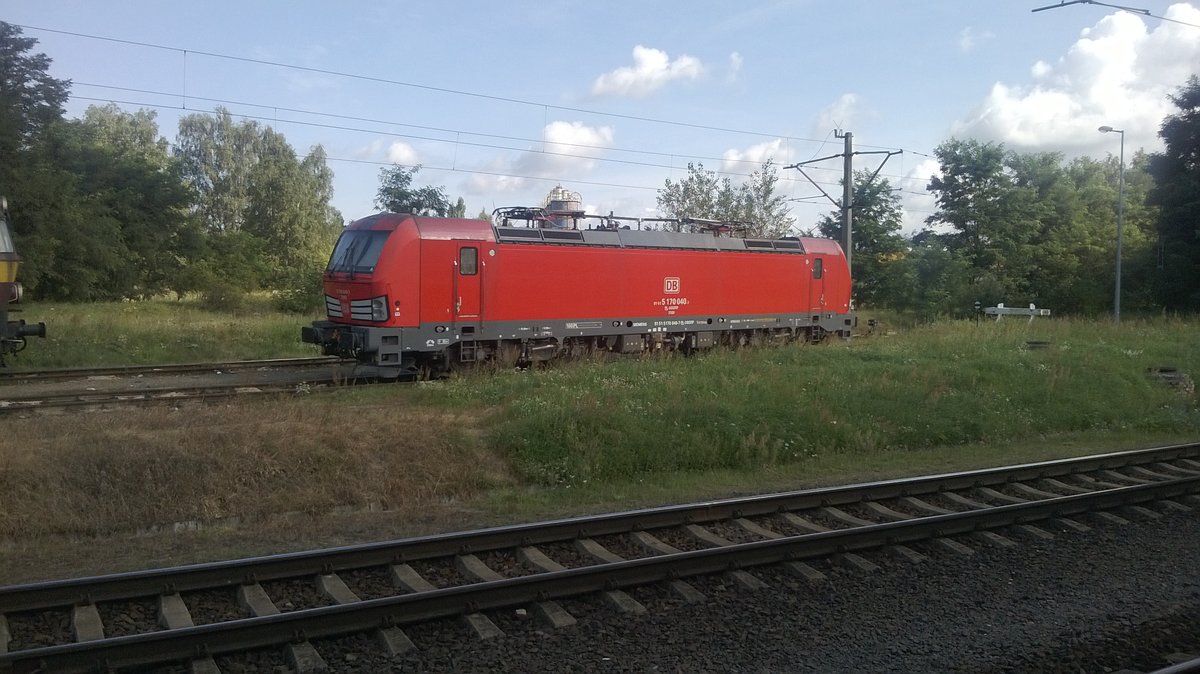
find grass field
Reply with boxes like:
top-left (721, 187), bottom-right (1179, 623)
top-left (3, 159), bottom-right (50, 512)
top-left (6, 297), bottom-right (319, 368)
top-left (1, 301), bottom-right (1198, 579)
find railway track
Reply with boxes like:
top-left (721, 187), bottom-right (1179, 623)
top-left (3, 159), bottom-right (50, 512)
top-left (0, 356), bottom-right (355, 413)
top-left (1, 443), bottom-right (1198, 673)
top-left (0, 356), bottom-right (343, 382)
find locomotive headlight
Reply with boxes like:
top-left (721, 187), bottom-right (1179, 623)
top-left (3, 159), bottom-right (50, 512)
top-left (370, 295), bottom-right (388, 321)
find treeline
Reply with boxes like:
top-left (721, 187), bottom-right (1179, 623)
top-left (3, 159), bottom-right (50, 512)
top-left (829, 77), bottom-right (1200, 317)
top-left (821, 88), bottom-right (1200, 318)
top-left (819, 143), bottom-right (1162, 317)
top-left (3, 22), bottom-right (1198, 318)
top-left (660, 77), bottom-right (1199, 319)
top-left (1, 23), bottom-right (342, 310)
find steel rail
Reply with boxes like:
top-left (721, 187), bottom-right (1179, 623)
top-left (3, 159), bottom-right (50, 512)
top-left (3, 476), bottom-right (1196, 673)
top-left (2, 442), bottom-right (1197, 613)
top-left (1148, 655), bottom-right (1200, 674)
top-left (0, 356), bottom-right (344, 382)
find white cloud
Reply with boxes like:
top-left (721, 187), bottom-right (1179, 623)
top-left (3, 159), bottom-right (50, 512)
top-left (812, 93), bottom-right (859, 138)
top-left (350, 138), bottom-right (420, 165)
top-left (959, 27), bottom-right (994, 52)
top-left (462, 121), bottom-right (615, 195)
top-left (952, 3), bottom-right (1200, 154)
top-left (591, 46), bottom-right (704, 98)
top-left (721, 138), bottom-right (794, 173)
top-left (386, 141), bottom-right (419, 165)
top-left (727, 51), bottom-right (744, 84)
top-left (898, 158), bottom-right (942, 234)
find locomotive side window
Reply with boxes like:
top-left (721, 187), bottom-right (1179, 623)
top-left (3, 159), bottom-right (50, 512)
top-left (813, 257), bottom-right (823, 279)
top-left (460, 247), bottom-right (478, 275)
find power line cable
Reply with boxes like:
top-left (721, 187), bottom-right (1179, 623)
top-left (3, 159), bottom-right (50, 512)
top-left (1031, 0), bottom-right (1200, 28)
top-left (73, 94), bottom-right (863, 190)
top-left (74, 84), bottom-right (936, 188)
top-left (78, 97), bottom-right (849, 198)
top-left (20, 22), bottom-right (921, 154)
top-left (73, 81), bottom-right (852, 176)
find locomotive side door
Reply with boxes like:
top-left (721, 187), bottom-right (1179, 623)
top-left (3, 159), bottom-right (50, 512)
top-left (454, 244), bottom-right (482, 322)
top-left (809, 256), bottom-right (826, 312)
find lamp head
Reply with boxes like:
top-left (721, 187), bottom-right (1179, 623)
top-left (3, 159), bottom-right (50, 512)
top-left (1098, 125), bottom-right (1114, 133)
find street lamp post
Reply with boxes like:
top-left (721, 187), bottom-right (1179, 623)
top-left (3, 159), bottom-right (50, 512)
top-left (1099, 125), bottom-right (1125, 324)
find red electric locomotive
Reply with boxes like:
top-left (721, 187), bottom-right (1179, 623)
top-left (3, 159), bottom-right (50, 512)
top-left (302, 207), bottom-right (855, 378)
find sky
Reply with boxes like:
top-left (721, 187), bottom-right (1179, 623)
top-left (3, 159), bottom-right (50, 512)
top-left (6, 1), bottom-right (1200, 234)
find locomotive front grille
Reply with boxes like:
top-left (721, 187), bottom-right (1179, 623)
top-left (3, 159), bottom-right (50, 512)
top-left (324, 295), bottom-right (343, 318)
top-left (349, 298), bottom-right (375, 321)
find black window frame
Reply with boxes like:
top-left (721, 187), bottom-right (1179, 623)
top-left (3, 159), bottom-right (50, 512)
top-left (325, 230), bottom-right (392, 274)
top-left (460, 246), bottom-right (478, 276)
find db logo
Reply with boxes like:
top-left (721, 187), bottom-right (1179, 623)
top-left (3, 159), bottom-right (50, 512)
top-left (663, 277), bottom-right (680, 294)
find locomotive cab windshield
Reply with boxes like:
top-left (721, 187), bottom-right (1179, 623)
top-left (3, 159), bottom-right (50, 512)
top-left (327, 229), bottom-right (390, 275)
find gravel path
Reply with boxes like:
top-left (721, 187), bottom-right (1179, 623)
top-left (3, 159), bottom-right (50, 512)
top-left (295, 506), bottom-right (1200, 673)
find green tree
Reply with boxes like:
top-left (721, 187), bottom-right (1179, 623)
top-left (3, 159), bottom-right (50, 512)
top-left (657, 161), bottom-right (793, 236)
top-left (1022, 153), bottom-right (1154, 315)
top-left (888, 232), bottom-right (974, 318)
top-left (173, 109), bottom-right (342, 305)
top-left (1113, 151), bottom-right (1159, 312)
top-left (477, 208), bottom-right (492, 223)
top-left (817, 171), bottom-right (905, 307)
top-left (926, 139), bottom-right (1051, 305)
top-left (13, 122), bottom-right (138, 299)
top-left (737, 160), bottom-right (794, 237)
top-left (1147, 75), bottom-right (1200, 311)
top-left (74, 106), bottom-right (200, 298)
top-left (174, 107), bottom-right (266, 234)
top-left (0, 22), bottom-right (71, 292)
top-left (0, 22), bottom-right (69, 163)
top-left (449, 197), bottom-right (467, 218)
top-left (244, 141), bottom-right (342, 297)
top-left (657, 162), bottom-right (738, 232)
top-left (375, 164), bottom-right (450, 215)
top-left (81, 104), bottom-right (170, 168)
top-left (926, 139), bottom-right (1016, 272)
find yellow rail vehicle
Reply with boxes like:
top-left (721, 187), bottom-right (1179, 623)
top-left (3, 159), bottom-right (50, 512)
top-left (0, 197), bottom-right (46, 365)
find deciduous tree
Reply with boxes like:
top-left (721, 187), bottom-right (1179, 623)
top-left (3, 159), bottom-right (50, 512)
top-left (174, 108), bottom-right (265, 234)
top-left (375, 164), bottom-right (450, 216)
top-left (657, 161), bottom-right (793, 236)
top-left (1148, 75), bottom-right (1200, 311)
top-left (817, 171), bottom-right (905, 307)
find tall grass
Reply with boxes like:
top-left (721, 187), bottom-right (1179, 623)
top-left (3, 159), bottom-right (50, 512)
top-left (8, 296), bottom-right (320, 368)
top-left (0, 400), bottom-right (510, 539)
top-left (3, 302), bottom-right (1197, 541)
top-left (414, 316), bottom-right (1200, 486)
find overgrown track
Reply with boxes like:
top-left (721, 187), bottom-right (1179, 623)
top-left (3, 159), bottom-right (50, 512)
top-left (2, 444), bottom-right (1199, 673)
top-left (0, 356), bottom-right (355, 413)
top-left (0, 356), bottom-right (343, 382)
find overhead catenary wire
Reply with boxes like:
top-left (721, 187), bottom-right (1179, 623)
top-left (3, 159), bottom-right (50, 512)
top-left (20, 22), bottom-right (927, 155)
top-left (30, 20), bottom-right (948, 226)
top-left (72, 84), bottom-right (936, 190)
top-left (76, 95), bottom-right (942, 218)
top-left (1030, 0), bottom-right (1200, 28)
top-left (72, 82), bottom-right (860, 178)
top-left (71, 94), bottom-right (860, 190)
